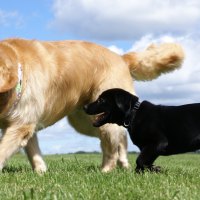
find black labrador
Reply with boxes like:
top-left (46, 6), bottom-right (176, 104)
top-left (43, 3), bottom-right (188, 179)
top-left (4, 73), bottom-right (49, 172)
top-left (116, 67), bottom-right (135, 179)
top-left (84, 88), bottom-right (200, 172)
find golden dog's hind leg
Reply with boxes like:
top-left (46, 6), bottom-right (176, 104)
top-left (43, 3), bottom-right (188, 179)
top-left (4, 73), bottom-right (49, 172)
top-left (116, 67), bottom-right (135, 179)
top-left (117, 128), bottom-right (129, 169)
top-left (68, 111), bottom-right (129, 172)
top-left (24, 134), bottom-right (47, 173)
top-left (0, 124), bottom-right (35, 171)
top-left (99, 124), bottom-right (129, 172)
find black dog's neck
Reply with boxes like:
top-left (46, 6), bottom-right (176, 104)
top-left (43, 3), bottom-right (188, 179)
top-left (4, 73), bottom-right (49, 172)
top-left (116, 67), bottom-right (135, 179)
top-left (123, 100), bottom-right (141, 128)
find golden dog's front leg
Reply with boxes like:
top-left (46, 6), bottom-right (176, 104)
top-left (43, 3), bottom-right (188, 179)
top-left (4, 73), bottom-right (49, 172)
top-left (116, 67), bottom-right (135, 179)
top-left (118, 129), bottom-right (129, 169)
top-left (25, 134), bottom-right (47, 173)
top-left (0, 124), bottom-right (36, 170)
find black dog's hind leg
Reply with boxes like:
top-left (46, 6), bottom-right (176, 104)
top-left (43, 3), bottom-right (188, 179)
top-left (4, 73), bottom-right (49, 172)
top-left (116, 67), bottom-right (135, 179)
top-left (135, 135), bottom-right (168, 173)
top-left (135, 145), bottom-right (160, 173)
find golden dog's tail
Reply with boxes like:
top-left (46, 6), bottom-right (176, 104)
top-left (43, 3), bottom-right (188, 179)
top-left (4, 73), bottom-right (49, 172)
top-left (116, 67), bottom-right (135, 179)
top-left (122, 43), bottom-right (185, 81)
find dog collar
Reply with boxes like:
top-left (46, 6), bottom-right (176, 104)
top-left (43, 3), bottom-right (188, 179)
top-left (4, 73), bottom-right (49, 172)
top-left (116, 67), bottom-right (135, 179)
top-left (6, 63), bottom-right (23, 116)
top-left (124, 101), bottom-right (140, 127)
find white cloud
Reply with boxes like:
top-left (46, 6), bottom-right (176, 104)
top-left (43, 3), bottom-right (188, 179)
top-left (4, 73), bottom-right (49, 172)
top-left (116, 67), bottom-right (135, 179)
top-left (108, 34), bottom-right (200, 105)
top-left (108, 45), bottom-right (124, 55)
top-left (0, 9), bottom-right (23, 28)
top-left (51, 0), bottom-right (200, 40)
top-left (37, 118), bottom-right (102, 154)
top-left (132, 34), bottom-right (200, 105)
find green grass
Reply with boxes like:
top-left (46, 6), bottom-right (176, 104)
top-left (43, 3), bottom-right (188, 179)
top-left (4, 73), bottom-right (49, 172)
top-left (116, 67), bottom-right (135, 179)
top-left (0, 153), bottom-right (200, 200)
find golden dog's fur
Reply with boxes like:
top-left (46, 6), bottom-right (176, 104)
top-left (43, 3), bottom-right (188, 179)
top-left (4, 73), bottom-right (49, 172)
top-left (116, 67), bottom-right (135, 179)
top-left (0, 38), bottom-right (184, 172)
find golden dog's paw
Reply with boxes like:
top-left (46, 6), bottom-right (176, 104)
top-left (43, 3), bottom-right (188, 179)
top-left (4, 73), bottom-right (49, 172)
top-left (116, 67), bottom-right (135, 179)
top-left (34, 164), bottom-right (47, 175)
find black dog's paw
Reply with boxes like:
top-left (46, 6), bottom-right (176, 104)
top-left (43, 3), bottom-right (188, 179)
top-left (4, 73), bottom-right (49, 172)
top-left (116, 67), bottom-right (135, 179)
top-left (148, 165), bottom-right (162, 173)
top-left (135, 168), bottom-right (143, 174)
top-left (135, 165), bottom-right (162, 174)
top-left (135, 166), bottom-right (145, 174)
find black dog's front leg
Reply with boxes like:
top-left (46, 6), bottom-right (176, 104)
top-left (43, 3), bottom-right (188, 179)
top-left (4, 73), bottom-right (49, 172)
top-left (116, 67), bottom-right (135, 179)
top-left (136, 145), bottom-right (160, 173)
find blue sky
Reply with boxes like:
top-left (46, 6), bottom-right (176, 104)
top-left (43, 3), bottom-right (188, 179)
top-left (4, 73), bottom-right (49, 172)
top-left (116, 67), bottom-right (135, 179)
top-left (1, 0), bottom-right (200, 154)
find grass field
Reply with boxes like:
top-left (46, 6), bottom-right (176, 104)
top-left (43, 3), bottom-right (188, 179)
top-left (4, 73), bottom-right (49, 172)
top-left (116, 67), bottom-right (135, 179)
top-left (0, 153), bottom-right (200, 200)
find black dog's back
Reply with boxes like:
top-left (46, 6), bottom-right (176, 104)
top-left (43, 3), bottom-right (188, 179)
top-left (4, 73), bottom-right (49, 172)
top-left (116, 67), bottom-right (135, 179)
top-left (156, 103), bottom-right (200, 153)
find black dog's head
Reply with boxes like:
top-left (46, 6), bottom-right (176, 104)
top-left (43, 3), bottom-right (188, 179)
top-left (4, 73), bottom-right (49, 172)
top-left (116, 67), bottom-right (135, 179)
top-left (84, 88), bottom-right (139, 127)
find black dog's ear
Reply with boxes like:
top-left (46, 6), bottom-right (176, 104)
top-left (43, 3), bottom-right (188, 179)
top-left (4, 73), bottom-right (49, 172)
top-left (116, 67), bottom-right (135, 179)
top-left (115, 92), bottom-right (139, 113)
top-left (115, 93), bottom-right (132, 113)
top-left (114, 91), bottom-right (139, 127)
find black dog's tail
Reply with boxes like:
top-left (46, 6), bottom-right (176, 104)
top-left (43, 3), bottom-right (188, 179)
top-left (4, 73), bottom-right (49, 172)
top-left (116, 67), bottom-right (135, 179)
top-left (122, 43), bottom-right (185, 81)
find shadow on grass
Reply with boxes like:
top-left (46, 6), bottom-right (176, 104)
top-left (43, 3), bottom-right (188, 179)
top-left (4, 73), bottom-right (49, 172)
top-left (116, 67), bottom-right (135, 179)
top-left (2, 166), bottom-right (30, 173)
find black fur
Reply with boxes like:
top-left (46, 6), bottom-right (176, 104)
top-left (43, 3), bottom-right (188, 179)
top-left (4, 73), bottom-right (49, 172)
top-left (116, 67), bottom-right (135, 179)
top-left (84, 88), bottom-right (200, 172)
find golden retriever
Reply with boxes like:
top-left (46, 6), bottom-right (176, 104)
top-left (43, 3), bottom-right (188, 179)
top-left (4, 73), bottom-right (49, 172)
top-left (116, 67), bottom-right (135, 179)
top-left (0, 38), bottom-right (184, 172)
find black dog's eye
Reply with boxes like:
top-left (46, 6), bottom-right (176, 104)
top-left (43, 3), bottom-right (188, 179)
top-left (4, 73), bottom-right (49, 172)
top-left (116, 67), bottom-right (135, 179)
top-left (97, 98), bottom-right (105, 103)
